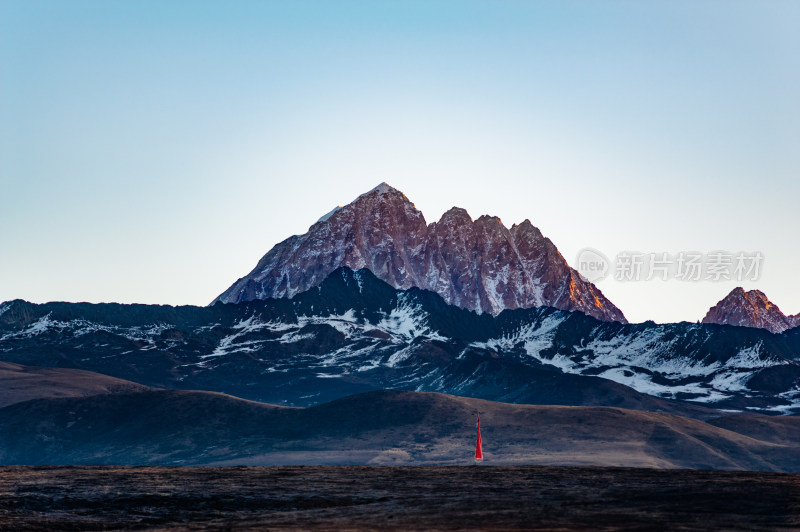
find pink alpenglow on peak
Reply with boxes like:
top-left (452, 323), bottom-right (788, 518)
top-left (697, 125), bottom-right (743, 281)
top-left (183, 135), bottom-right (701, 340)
top-left (701, 287), bottom-right (796, 334)
top-left (214, 183), bottom-right (627, 323)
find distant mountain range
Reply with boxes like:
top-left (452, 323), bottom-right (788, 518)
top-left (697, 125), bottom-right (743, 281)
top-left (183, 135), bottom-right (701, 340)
top-left (214, 183), bottom-right (626, 323)
top-left (3, 268), bottom-right (799, 415)
top-left (213, 183), bottom-right (800, 333)
top-left (3, 182), bottom-right (800, 469)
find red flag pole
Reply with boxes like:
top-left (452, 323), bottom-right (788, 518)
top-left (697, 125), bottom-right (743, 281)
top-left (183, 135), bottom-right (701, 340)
top-left (475, 416), bottom-right (483, 462)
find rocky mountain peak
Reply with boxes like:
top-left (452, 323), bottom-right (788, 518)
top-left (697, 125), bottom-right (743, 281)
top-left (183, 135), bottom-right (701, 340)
top-left (439, 207), bottom-right (472, 225)
top-left (214, 184), bottom-right (627, 323)
top-left (701, 287), bottom-right (795, 333)
top-left (510, 219), bottom-right (544, 242)
top-left (367, 181), bottom-right (399, 195)
top-left (352, 182), bottom-right (413, 208)
top-left (314, 182), bottom-right (416, 225)
top-left (475, 214), bottom-right (504, 226)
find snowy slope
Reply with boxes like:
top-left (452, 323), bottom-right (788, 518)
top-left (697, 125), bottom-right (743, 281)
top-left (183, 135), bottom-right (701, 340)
top-left (3, 269), bottom-right (800, 414)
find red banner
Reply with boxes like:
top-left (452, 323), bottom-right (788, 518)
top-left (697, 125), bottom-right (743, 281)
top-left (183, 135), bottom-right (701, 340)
top-left (475, 417), bottom-right (483, 460)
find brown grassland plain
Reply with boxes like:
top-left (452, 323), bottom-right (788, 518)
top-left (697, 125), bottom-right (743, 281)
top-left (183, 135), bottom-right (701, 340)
top-left (1, 465), bottom-right (799, 531)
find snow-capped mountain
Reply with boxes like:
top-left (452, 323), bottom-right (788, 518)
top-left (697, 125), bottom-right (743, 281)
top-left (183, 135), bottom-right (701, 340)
top-left (4, 268), bottom-right (800, 414)
top-left (214, 183), bottom-right (626, 323)
top-left (702, 287), bottom-right (797, 334)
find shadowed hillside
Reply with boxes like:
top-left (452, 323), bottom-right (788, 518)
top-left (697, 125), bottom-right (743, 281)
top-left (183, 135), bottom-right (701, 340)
top-left (2, 389), bottom-right (800, 471)
top-left (0, 362), bottom-right (150, 408)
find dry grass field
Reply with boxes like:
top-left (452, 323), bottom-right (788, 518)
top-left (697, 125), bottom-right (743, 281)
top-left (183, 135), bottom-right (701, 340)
top-left (2, 465), bottom-right (799, 531)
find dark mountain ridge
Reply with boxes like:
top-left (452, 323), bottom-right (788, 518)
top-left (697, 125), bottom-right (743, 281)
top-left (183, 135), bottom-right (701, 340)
top-left (2, 268), bottom-right (800, 415)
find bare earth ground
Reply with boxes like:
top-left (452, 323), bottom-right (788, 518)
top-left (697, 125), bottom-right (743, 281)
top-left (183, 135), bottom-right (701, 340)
top-left (1, 466), bottom-right (800, 531)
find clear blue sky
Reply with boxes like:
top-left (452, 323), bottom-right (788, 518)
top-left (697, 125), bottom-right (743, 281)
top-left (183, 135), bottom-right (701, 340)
top-left (1, 1), bottom-right (798, 323)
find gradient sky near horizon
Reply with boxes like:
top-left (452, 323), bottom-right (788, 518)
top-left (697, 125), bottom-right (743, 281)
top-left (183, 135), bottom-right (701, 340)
top-left (1, 1), bottom-right (798, 324)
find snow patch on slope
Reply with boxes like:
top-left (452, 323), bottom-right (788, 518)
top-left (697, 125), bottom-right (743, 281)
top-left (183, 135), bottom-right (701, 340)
top-left (202, 316), bottom-right (291, 359)
top-left (724, 343), bottom-right (776, 369)
top-left (596, 367), bottom-right (709, 399)
top-left (298, 310), bottom-right (360, 337)
top-left (474, 314), bottom-right (564, 359)
top-left (386, 345), bottom-right (416, 368)
top-left (24, 313), bottom-right (55, 336)
top-left (377, 293), bottom-right (445, 342)
top-left (316, 206), bottom-right (342, 224)
top-left (472, 318), bottom-right (794, 407)
top-left (581, 328), bottom-right (720, 377)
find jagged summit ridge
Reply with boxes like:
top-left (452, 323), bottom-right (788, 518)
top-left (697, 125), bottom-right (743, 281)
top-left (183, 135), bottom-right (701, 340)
top-left (214, 183), bottom-right (626, 323)
top-left (702, 287), bottom-right (796, 333)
